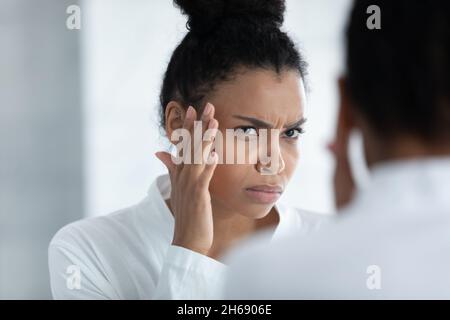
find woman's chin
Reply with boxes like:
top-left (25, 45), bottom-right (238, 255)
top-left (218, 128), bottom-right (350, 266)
top-left (236, 202), bottom-right (275, 220)
top-left (211, 195), bottom-right (275, 220)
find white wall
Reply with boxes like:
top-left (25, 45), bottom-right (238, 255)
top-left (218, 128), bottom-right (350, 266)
top-left (0, 0), bottom-right (83, 299)
top-left (82, 0), bottom-right (353, 217)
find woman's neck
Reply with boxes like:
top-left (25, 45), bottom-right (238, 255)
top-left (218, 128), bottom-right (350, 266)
top-left (207, 200), bottom-right (280, 260)
top-left (164, 198), bottom-right (279, 260)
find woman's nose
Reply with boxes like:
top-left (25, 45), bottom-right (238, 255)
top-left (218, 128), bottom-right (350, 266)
top-left (255, 152), bottom-right (285, 175)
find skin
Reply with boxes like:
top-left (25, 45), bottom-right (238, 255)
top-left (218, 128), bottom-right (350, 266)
top-left (330, 77), bottom-right (450, 210)
top-left (156, 68), bottom-right (307, 260)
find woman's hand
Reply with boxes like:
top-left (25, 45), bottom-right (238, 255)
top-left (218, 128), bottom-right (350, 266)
top-left (155, 103), bottom-right (219, 256)
top-left (328, 140), bottom-right (355, 210)
top-left (328, 102), bottom-right (356, 210)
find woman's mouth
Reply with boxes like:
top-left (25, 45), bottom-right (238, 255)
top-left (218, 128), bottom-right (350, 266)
top-left (244, 185), bottom-right (283, 204)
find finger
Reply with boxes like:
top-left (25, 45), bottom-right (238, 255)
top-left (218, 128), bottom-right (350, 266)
top-left (155, 151), bottom-right (176, 181)
top-left (180, 103), bottom-right (217, 181)
top-left (190, 103), bottom-right (214, 167)
top-left (201, 102), bottom-right (215, 122)
top-left (332, 139), bottom-right (356, 210)
top-left (335, 108), bottom-right (352, 158)
top-left (183, 106), bottom-right (196, 131)
top-left (199, 150), bottom-right (219, 188)
top-left (334, 157), bottom-right (356, 210)
top-left (201, 118), bottom-right (218, 164)
top-left (176, 106), bottom-right (196, 172)
top-left (191, 105), bottom-right (218, 175)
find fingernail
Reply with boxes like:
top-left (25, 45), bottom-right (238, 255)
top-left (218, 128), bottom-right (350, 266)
top-left (203, 103), bottom-right (212, 116)
top-left (186, 106), bottom-right (194, 120)
top-left (208, 119), bottom-right (217, 129)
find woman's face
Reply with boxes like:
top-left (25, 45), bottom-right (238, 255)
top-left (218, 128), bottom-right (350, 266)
top-left (207, 68), bottom-right (306, 219)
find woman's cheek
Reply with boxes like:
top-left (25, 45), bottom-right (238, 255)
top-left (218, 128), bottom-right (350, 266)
top-left (209, 164), bottom-right (245, 198)
top-left (282, 144), bottom-right (300, 176)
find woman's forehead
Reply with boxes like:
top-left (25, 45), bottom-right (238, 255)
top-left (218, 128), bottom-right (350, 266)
top-left (214, 68), bottom-right (303, 96)
top-left (210, 70), bottom-right (305, 124)
top-left (214, 106), bottom-right (304, 129)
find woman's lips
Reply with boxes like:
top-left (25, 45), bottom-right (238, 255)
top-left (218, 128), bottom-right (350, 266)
top-left (244, 185), bottom-right (283, 204)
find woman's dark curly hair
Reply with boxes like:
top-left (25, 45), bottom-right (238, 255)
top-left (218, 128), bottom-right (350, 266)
top-left (159, 0), bottom-right (307, 130)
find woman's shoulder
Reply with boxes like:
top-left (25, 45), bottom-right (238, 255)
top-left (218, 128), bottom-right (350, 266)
top-left (48, 202), bottom-right (161, 299)
top-left (49, 204), bottom-right (141, 252)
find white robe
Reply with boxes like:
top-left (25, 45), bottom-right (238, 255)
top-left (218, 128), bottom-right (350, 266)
top-left (48, 174), bottom-right (325, 299)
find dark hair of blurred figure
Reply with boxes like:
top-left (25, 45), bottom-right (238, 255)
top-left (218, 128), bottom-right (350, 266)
top-left (345, 0), bottom-right (450, 150)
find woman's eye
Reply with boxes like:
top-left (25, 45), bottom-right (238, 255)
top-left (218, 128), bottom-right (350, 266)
top-left (235, 127), bottom-right (258, 136)
top-left (283, 128), bottom-right (304, 139)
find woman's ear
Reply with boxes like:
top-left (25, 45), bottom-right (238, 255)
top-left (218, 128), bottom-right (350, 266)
top-left (165, 101), bottom-right (186, 144)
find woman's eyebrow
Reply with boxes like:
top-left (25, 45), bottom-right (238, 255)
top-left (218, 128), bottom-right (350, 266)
top-left (285, 118), bottom-right (307, 129)
top-left (232, 115), bottom-right (306, 129)
top-left (232, 115), bottom-right (274, 128)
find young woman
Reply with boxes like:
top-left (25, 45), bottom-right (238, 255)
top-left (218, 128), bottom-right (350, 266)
top-left (48, 0), bottom-right (324, 299)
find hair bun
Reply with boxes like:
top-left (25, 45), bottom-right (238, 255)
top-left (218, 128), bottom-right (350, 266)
top-left (174, 0), bottom-right (286, 34)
